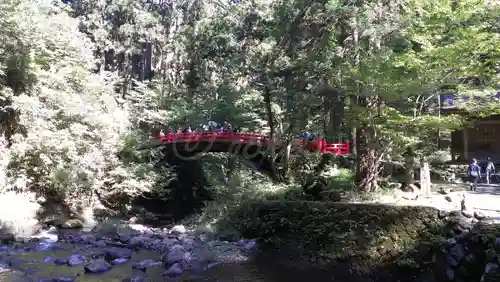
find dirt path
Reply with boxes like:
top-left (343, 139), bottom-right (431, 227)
top-left (371, 183), bottom-right (500, 222)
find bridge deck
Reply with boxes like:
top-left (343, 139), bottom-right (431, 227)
top-left (150, 132), bottom-right (350, 155)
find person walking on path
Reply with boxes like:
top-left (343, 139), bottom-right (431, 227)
top-left (485, 157), bottom-right (496, 184)
top-left (468, 158), bottom-right (481, 191)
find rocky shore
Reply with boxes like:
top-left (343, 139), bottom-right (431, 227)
top-left (0, 222), bottom-right (258, 281)
top-left (1, 201), bottom-right (500, 281)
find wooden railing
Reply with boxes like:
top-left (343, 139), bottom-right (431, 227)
top-left (151, 132), bottom-right (350, 155)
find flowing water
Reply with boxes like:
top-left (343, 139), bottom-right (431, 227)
top-left (0, 230), bottom-right (341, 282)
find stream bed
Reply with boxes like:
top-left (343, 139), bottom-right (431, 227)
top-left (0, 225), bottom-right (338, 282)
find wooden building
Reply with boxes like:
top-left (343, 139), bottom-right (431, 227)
top-left (442, 92), bottom-right (500, 162)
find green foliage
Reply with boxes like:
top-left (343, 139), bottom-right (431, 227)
top-left (0, 0), bottom-right (499, 208)
top-left (0, 0), bottom-right (165, 204)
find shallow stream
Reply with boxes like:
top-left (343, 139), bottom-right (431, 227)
top-left (0, 227), bottom-right (339, 282)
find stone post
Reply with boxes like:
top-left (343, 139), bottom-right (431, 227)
top-left (420, 162), bottom-right (431, 198)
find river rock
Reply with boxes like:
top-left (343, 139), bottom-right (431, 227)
top-left (54, 258), bottom-right (67, 265)
top-left (110, 258), bottom-right (129, 265)
top-left (59, 219), bottom-right (84, 229)
top-left (164, 263), bottom-right (183, 277)
top-left (53, 276), bottom-right (76, 282)
top-left (474, 211), bottom-right (486, 220)
top-left (243, 239), bottom-right (257, 252)
top-left (132, 259), bottom-right (162, 272)
top-left (181, 238), bottom-right (195, 250)
top-left (161, 245), bottom-right (186, 266)
top-left (449, 243), bottom-right (466, 262)
top-left (461, 210), bottom-right (473, 218)
top-left (128, 236), bottom-right (150, 248)
top-left (104, 247), bottom-right (133, 262)
top-left (67, 254), bottom-right (85, 266)
top-left (170, 225), bottom-right (186, 235)
top-left (84, 261), bottom-right (112, 274)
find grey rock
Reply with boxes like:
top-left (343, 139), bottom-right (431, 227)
top-left (110, 258), bottom-right (129, 265)
top-left (54, 258), bottom-right (67, 265)
top-left (161, 246), bottom-right (186, 266)
top-left (52, 276), bottom-right (76, 282)
top-left (164, 263), bottom-right (183, 278)
top-left (461, 210), bottom-right (473, 218)
top-left (485, 263), bottom-right (499, 274)
top-left (243, 239), bottom-right (257, 252)
top-left (84, 261), bottom-right (112, 274)
top-left (67, 255), bottom-right (85, 266)
top-left (59, 219), bottom-right (84, 229)
top-left (474, 211), bottom-right (486, 220)
top-left (450, 244), bottom-right (466, 261)
top-left (93, 240), bottom-right (107, 247)
top-left (132, 259), bottom-right (162, 272)
top-left (438, 210), bottom-right (450, 218)
top-left (128, 236), bottom-right (150, 248)
top-left (80, 234), bottom-right (96, 243)
top-left (170, 225), bottom-right (186, 235)
top-left (104, 248), bottom-right (133, 262)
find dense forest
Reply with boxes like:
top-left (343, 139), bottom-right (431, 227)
top-left (0, 0), bottom-right (499, 223)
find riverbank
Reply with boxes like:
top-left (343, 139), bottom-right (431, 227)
top-left (1, 196), bottom-right (500, 281)
top-left (218, 200), bottom-right (500, 281)
top-left (0, 220), bottom-right (359, 282)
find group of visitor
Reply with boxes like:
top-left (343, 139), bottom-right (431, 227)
top-left (300, 131), bottom-right (316, 141)
top-left (467, 157), bottom-right (497, 190)
top-left (173, 120), bottom-right (239, 134)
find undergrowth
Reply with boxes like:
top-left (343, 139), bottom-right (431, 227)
top-left (181, 154), bottom-right (358, 237)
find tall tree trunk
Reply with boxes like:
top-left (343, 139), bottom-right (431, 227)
top-left (322, 89), bottom-right (344, 143)
top-left (356, 97), bottom-right (382, 192)
top-left (263, 83), bottom-right (280, 180)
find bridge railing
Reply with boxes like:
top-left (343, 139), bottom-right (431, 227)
top-left (151, 132), bottom-right (350, 155)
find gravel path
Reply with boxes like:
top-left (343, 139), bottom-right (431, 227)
top-left (371, 183), bottom-right (500, 222)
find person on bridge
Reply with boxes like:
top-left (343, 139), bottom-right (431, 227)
top-left (223, 120), bottom-right (232, 132)
top-left (182, 126), bottom-right (192, 133)
top-left (301, 131), bottom-right (315, 141)
top-left (467, 158), bottom-right (481, 191)
top-left (207, 120), bottom-right (218, 132)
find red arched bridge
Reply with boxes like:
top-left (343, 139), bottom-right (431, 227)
top-left (151, 132), bottom-right (350, 155)
top-left (149, 132), bottom-right (349, 181)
